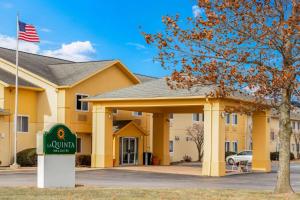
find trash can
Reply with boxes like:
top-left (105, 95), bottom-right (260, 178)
top-left (143, 152), bottom-right (152, 165)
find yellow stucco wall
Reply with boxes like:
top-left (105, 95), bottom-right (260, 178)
top-left (0, 87), bottom-right (39, 166)
top-left (58, 63), bottom-right (141, 133)
top-left (169, 113), bottom-right (200, 162)
top-left (169, 112), bottom-right (248, 162)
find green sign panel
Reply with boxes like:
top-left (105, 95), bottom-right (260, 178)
top-left (43, 124), bottom-right (77, 154)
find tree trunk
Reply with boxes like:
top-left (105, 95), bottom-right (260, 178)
top-left (275, 89), bottom-right (294, 193)
top-left (196, 145), bottom-right (202, 162)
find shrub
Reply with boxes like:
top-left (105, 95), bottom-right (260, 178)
top-left (183, 155), bottom-right (192, 162)
top-left (270, 152), bottom-right (295, 161)
top-left (17, 148), bottom-right (37, 166)
top-left (225, 151), bottom-right (236, 159)
top-left (76, 155), bottom-right (91, 166)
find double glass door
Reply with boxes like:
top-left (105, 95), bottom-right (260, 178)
top-left (121, 137), bottom-right (138, 165)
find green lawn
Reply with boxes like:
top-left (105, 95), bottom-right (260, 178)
top-left (0, 187), bottom-right (299, 200)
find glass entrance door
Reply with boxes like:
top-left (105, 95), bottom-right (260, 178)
top-left (121, 137), bottom-right (138, 165)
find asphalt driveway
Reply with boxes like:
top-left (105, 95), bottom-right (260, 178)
top-left (0, 162), bottom-right (299, 192)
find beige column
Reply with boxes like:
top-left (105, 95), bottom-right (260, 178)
top-left (252, 110), bottom-right (271, 172)
top-left (152, 113), bottom-right (170, 165)
top-left (202, 102), bottom-right (226, 176)
top-left (91, 105), bottom-right (113, 168)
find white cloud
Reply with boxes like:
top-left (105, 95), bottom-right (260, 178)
top-left (42, 41), bottom-right (95, 62)
top-left (0, 34), bottom-right (40, 53)
top-left (0, 34), bottom-right (95, 62)
top-left (192, 5), bottom-right (204, 18)
top-left (0, 2), bottom-right (13, 9)
top-left (40, 28), bottom-right (51, 33)
top-left (126, 42), bottom-right (146, 50)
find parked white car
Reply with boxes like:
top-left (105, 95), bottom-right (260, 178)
top-left (226, 150), bottom-right (252, 165)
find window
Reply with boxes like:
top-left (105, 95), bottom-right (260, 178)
top-left (132, 111), bottom-right (142, 117)
top-left (192, 113), bottom-right (200, 122)
top-left (225, 113), bottom-right (230, 124)
top-left (169, 140), bottom-right (174, 153)
top-left (77, 138), bottom-right (82, 153)
top-left (225, 141), bottom-right (230, 152)
top-left (232, 113), bottom-right (238, 125)
top-left (270, 131), bottom-right (275, 141)
top-left (232, 141), bottom-right (238, 153)
top-left (201, 113), bottom-right (204, 121)
top-left (292, 121), bottom-right (296, 130)
top-left (17, 116), bottom-right (29, 133)
top-left (76, 94), bottom-right (89, 111)
top-left (249, 142), bottom-right (253, 150)
top-left (169, 113), bottom-right (174, 120)
top-left (112, 109), bottom-right (118, 115)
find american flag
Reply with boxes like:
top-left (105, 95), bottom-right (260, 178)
top-left (18, 21), bottom-right (39, 42)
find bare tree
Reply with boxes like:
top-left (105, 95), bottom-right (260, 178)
top-left (186, 122), bottom-right (204, 162)
top-left (143, 0), bottom-right (299, 193)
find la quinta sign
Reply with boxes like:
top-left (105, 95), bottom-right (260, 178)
top-left (43, 124), bottom-right (76, 154)
top-left (37, 123), bottom-right (77, 188)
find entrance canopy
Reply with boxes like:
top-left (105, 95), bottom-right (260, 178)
top-left (86, 78), bottom-right (254, 113)
top-left (84, 78), bottom-right (271, 176)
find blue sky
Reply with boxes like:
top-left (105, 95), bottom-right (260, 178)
top-left (0, 0), bottom-right (198, 77)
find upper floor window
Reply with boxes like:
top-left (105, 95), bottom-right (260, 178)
top-left (292, 121), bottom-right (296, 130)
top-left (225, 113), bottom-right (230, 124)
top-left (232, 113), bottom-right (238, 125)
top-left (17, 115), bottom-right (29, 133)
top-left (76, 94), bottom-right (89, 111)
top-left (132, 111), bottom-right (142, 117)
top-left (192, 113), bottom-right (200, 122)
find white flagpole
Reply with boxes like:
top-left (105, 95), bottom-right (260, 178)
top-left (11, 13), bottom-right (20, 168)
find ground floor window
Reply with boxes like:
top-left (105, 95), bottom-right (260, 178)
top-left (17, 115), bottom-right (29, 133)
top-left (77, 138), bottom-right (82, 153)
top-left (249, 142), bottom-right (253, 150)
top-left (169, 140), bottom-right (174, 153)
top-left (232, 141), bottom-right (238, 153)
top-left (225, 141), bottom-right (230, 152)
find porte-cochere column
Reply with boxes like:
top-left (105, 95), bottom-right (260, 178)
top-left (202, 102), bottom-right (226, 176)
top-left (252, 111), bottom-right (271, 172)
top-left (91, 105), bottom-right (113, 168)
top-left (152, 113), bottom-right (170, 165)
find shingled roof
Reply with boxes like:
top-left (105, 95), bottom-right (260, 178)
top-left (48, 61), bottom-right (116, 85)
top-left (134, 73), bottom-right (158, 83)
top-left (0, 47), bottom-right (117, 86)
top-left (0, 47), bottom-right (72, 84)
top-left (86, 78), bottom-right (254, 102)
top-left (0, 47), bottom-right (161, 88)
top-left (87, 78), bottom-right (214, 100)
top-left (0, 68), bottom-right (40, 88)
